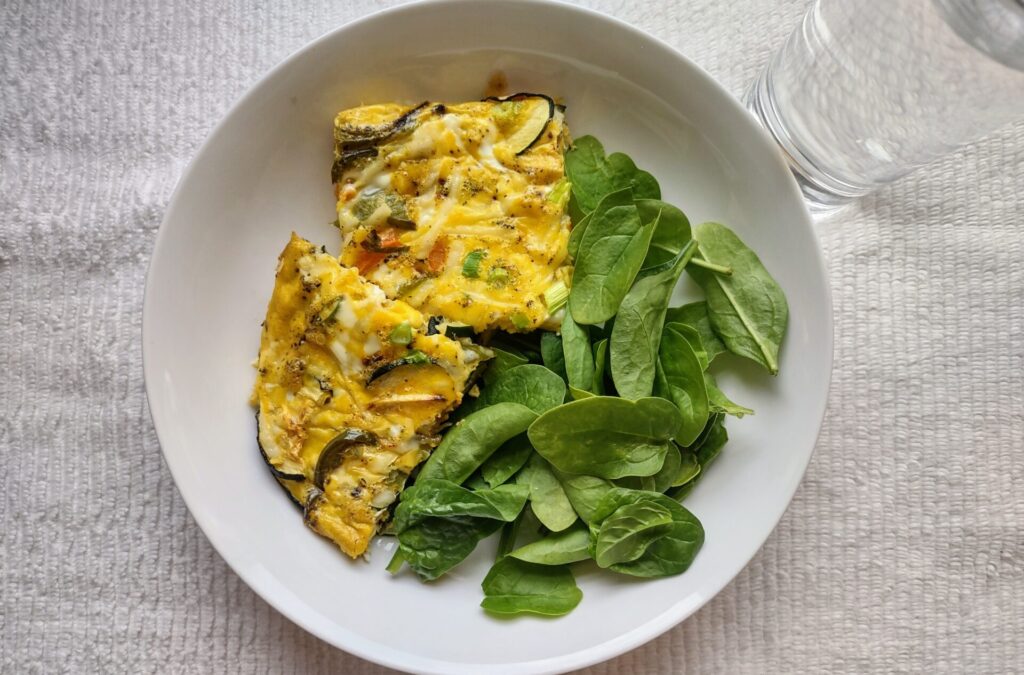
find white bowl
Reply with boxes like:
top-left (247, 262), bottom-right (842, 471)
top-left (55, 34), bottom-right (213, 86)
top-left (143, 1), bottom-right (833, 672)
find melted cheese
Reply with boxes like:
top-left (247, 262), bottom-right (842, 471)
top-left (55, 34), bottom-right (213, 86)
top-left (254, 234), bottom-right (480, 557)
top-left (333, 100), bottom-right (572, 332)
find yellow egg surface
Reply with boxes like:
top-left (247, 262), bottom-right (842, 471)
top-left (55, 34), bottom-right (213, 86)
top-left (253, 233), bottom-right (484, 557)
top-left (332, 95), bottom-right (572, 333)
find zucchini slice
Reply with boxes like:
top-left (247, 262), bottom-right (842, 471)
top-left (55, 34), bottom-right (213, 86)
top-left (255, 411), bottom-right (306, 481)
top-left (366, 350), bottom-right (434, 384)
top-left (488, 93), bottom-right (555, 155)
top-left (314, 429), bottom-right (379, 489)
top-left (332, 101), bottom-right (430, 181)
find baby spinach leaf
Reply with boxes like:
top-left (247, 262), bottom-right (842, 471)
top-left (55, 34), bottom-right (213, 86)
top-left (517, 454), bottom-right (577, 532)
top-left (686, 222), bottom-right (788, 375)
top-left (419, 403), bottom-right (538, 484)
top-left (509, 522), bottom-right (591, 565)
top-left (614, 475), bottom-right (656, 492)
top-left (561, 310), bottom-right (595, 393)
top-left (607, 518), bottom-right (703, 578)
top-left (539, 331), bottom-right (568, 382)
top-left (592, 338), bottom-right (609, 395)
top-left (665, 301), bottom-right (726, 363)
top-left (551, 469), bottom-right (614, 525)
top-left (528, 396), bottom-right (682, 479)
top-left (480, 433), bottom-right (534, 488)
top-left (568, 386), bottom-right (595, 400)
top-left (638, 199), bottom-right (691, 270)
top-left (591, 500), bottom-right (674, 568)
top-left (670, 415), bottom-right (727, 500)
top-left (483, 347), bottom-right (530, 384)
top-left (672, 449), bottom-right (701, 487)
top-left (496, 509), bottom-right (527, 559)
top-left (399, 516), bottom-right (503, 581)
top-left (480, 557), bottom-right (583, 617)
top-left (655, 325), bottom-right (710, 446)
top-left (394, 480), bottom-right (529, 532)
top-left (610, 242), bottom-right (695, 399)
top-left (693, 413), bottom-right (728, 469)
top-left (588, 488), bottom-right (704, 578)
top-left (652, 442), bottom-right (682, 493)
top-left (477, 364), bottom-right (566, 414)
top-left (704, 371), bottom-right (754, 417)
top-left (564, 135), bottom-right (660, 215)
top-left (394, 480), bottom-right (530, 581)
top-left (569, 188), bottom-right (656, 325)
top-left (567, 211), bottom-right (592, 260)
top-left (664, 322), bottom-right (708, 370)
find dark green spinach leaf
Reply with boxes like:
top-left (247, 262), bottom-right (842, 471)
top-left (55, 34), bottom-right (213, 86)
top-left (539, 331), bottom-right (568, 382)
top-left (528, 396), bottom-right (682, 479)
top-left (564, 135), bottom-right (660, 215)
top-left (588, 488), bottom-right (704, 578)
top-left (567, 211), bottom-right (591, 260)
top-left (394, 480), bottom-right (529, 581)
top-left (476, 364), bottom-right (566, 414)
top-left (591, 500), bottom-right (674, 568)
top-left (638, 199), bottom-right (691, 270)
top-left (480, 433), bottom-right (534, 488)
top-left (483, 347), bottom-right (529, 385)
top-left (610, 242), bottom-right (695, 399)
top-left (561, 310), bottom-right (595, 393)
top-left (419, 402), bottom-right (538, 483)
top-left (569, 188), bottom-right (656, 325)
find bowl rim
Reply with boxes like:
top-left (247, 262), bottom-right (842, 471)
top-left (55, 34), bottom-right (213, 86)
top-left (143, 0), bottom-right (833, 672)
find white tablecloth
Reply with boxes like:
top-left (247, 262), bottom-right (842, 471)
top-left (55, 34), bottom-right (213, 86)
top-left (2, 0), bottom-right (1022, 672)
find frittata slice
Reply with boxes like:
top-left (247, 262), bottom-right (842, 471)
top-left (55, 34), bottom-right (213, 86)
top-left (253, 234), bottom-right (484, 557)
top-left (331, 94), bottom-right (572, 333)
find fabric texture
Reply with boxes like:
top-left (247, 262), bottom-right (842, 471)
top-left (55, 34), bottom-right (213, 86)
top-left (1, 0), bottom-right (1022, 672)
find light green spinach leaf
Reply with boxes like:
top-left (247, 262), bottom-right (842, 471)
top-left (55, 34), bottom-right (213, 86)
top-left (517, 454), bottom-right (577, 532)
top-left (686, 222), bottom-right (788, 374)
top-left (704, 371), bottom-right (754, 417)
top-left (664, 301), bottom-right (727, 363)
top-left (592, 338), bottom-right (609, 395)
top-left (509, 522), bottom-right (591, 565)
top-left (480, 557), bottom-right (582, 617)
top-left (655, 325), bottom-right (709, 446)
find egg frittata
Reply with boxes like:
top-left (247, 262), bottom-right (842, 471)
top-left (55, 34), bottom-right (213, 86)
top-left (331, 94), bottom-right (572, 333)
top-left (253, 234), bottom-right (485, 557)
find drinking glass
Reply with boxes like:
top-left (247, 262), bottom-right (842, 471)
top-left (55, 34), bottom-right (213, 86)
top-left (746, 0), bottom-right (1024, 212)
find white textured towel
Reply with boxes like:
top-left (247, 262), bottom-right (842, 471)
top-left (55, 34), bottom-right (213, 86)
top-left (2, 0), bottom-right (1022, 672)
